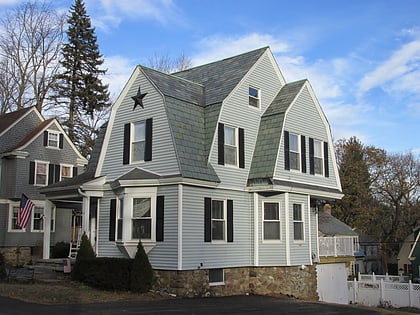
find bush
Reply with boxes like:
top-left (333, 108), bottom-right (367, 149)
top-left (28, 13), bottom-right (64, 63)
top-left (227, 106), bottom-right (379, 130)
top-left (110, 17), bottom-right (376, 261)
top-left (72, 257), bottom-right (132, 290)
top-left (76, 233), bottom-right (95, 260)
top-left (130, 240), bottom-right (154, 293)
top-left (51, 242), bottom-right (70, 258)
top-left (0, 253), bottom-right (6, 281)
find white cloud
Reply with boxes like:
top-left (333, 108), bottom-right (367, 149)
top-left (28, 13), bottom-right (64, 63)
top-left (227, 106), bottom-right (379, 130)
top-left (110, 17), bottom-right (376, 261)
top-left (102, 55), bottom-right (136, 101)
top-left (358, 40), bottom-right (420, 94)
top-left (0, 0), bottom-right (19, 4)
top-left (89, 0), bottom-right (181, 30)
top-left (191, 33), bottom-right (289, 66)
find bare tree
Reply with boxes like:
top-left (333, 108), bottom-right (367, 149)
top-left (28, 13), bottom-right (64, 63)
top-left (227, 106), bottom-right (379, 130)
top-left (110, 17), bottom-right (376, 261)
top-left (147, 51), bottom-right (192, 73)
top-left (0, 1), bottom-right (65, 113)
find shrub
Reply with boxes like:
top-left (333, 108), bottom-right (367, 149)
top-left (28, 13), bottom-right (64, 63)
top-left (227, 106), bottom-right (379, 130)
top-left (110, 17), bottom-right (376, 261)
top-left (72, 257), bottom-right (132, 290)
top-left (130, 240), bottom-right (154, 293)
top-left (76, 233), bottom-right (95, 260)
top-left (51, 242), bottom-right (70, 258)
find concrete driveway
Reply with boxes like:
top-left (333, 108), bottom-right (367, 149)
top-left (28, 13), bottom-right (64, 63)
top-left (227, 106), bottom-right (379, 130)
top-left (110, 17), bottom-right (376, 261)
top-left (0, 294), bottom-right (415, 315)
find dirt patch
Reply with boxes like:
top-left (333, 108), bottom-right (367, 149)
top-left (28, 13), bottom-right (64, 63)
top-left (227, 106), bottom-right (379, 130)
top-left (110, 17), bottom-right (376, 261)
top-left (0, 281), bottom-right (169, 304)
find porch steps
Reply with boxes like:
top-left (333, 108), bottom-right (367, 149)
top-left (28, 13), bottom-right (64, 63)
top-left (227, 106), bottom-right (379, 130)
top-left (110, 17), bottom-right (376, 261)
top-left (69, 242), bottom-right (79, 259)
top-left (27, 259), bottom-right (74, 282)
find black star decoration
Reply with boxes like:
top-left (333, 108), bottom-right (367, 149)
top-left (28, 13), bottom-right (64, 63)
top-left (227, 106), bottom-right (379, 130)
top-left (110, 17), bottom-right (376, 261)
top-left (131, 86), bottom-right (147, 110)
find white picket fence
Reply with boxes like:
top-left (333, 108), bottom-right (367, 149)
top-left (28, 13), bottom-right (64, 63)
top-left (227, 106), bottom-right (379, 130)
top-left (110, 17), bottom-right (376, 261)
top-left (348, 276), bottom-right (420, 308)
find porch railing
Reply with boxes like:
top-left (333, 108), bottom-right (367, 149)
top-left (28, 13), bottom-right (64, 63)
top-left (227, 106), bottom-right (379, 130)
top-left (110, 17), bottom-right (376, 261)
top-left (319, 236), bottom-right (359, 257)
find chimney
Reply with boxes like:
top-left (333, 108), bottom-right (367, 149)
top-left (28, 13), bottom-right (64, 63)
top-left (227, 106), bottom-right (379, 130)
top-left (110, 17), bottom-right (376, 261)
top-left (323, 203), bottom-right (332, 215)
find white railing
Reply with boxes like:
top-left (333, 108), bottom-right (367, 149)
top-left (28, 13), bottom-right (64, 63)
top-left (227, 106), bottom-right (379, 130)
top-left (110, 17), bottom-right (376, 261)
top-left (348, 278), bottom-right (420, 308)
top-left (358, 272), bottom-right (410, 283)
top-left (319, 236), bottom-right (359, 257)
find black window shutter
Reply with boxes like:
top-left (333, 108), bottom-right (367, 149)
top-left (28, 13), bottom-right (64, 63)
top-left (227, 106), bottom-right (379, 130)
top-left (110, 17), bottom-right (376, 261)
top-left (29, 161), bottom-right (35, 184)
top-left (43, 131), bottom-right (48, 146)
top-left (109, 199), bottom-right (116, 241)
top-left (284, 131), bottom-right (290, 170)
top-left (156, 196), bottom-right (164, 242)
top-left (309, 138), bottom-right (315, 175)
top-left (54, 164), bottom-right (60, 182)
top-left (239, 128), bottom-right (245, 169)
top-left (301, 135), bottom-right (306, 173)
top-left (218, 123), bottom-right (224, 165)
top-left (73, 167), bottom-right (78, 177)
top-left (324, 142), bottom-right (329, 177)
top-left (144, 118), bottom-right (153, 161)
top-left (204, 197), bottom-right (212, 242)
top-left (59, 133), bottom-right (64, 149)
top-left (227, 199), bottom-right (233, 242)
top-left (123, 123), bottom-right (130, 165)
top-left (48, 164), bottom-right (54, 184)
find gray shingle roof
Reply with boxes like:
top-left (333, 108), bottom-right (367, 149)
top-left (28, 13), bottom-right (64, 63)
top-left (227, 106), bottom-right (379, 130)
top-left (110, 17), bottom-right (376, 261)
top-left (248, 80), bottom-right (307, 180)
top-left (318, 211), bottom-right (358, 236)
top-left (174, 47), bottom-right (268, 106)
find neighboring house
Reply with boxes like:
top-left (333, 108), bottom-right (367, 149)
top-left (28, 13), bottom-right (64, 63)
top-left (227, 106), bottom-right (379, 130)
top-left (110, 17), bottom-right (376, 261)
top-left (0, 106), bottom-right (88, 265)
top-left (317, 204), bottom-right (359, 304)
top-left (355, 231), bottom-right (384, 275)
top-left (41, 47), bottom-right (343, 299)
top-left (405, 227), bottom-right (420, 280)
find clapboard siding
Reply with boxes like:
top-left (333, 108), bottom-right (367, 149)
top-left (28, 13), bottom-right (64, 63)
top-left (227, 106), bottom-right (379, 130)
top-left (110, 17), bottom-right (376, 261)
top-left (148, 185), bottom-right (179, 269)
top-left (211, 53), bottom-right (285, 189)
top-left (276, 86), bottom-right (339, 189)
top-left (181, 186), bottom-right (252, 270)
top-left (100, 73), bottom-right (180, 181)
top-left (288, 193), bottom-right (312, 265)
top-left (96, 190), bottom-right (124, 258)
top-left (257, 193), bottom-right (288, 266)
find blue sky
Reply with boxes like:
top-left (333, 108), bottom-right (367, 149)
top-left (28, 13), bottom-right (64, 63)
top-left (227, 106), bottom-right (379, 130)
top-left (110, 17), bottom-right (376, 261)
top-left (1, 0), bottom-right (419, 155)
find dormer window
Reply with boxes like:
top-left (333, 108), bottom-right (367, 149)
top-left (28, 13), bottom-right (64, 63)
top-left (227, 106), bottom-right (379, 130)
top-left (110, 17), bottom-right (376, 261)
top-left (313, 139), bottom-right (324, 175)
top-left (224, 125), bottom-right (238, 166)
top-left (249, 86), bottom-right (260, 108)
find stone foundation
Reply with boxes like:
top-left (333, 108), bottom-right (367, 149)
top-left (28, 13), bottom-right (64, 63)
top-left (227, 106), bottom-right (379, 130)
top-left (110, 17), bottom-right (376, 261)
top-left (0, 247), bottom-right (32, 267)
top-left (154, 265), bottom-right (318, 300)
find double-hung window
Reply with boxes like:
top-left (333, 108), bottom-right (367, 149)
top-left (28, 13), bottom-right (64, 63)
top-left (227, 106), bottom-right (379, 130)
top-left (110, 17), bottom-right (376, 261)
top-left (289, 133), bottom-right (300, 171)
top-left (132, 121), bottom-right (146, 162)
top-left (117, 198), bottom-right (124, 240)
top-left (10, 207), bottom-right (23, 231)
top-left (211, 200), bottom-right (225, 241)
top-left (249, 86), bottom-right (260, 108)
top-left (313, 139), bottom-right (323, 175)
top-left (224, 125), bottom-right (237, 166)
top-left (132, 197), bottom-right (152, 240)
top-left (32, 207), bottom-right (55, 232)
top-left (61, 164), bottom-right (73, 181)
top-left (263, 202), bottom-right (281, 240)
top-left (47, 131), bottom-right (59, 148)
top-left (35, 161), bottom-right (48, 186)
top-left (293, 204), bottom-right (304, 241)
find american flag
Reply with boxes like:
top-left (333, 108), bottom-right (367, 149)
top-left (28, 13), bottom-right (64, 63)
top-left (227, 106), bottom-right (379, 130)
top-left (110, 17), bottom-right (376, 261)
top-left (17, 194), bottom-right (35, 229)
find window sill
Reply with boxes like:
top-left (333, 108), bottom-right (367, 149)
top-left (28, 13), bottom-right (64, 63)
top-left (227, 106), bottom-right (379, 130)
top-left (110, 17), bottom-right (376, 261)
top-left (116, 240), bottom-right (156, 258)
top-left (209, 282), bottom-right (225, 287)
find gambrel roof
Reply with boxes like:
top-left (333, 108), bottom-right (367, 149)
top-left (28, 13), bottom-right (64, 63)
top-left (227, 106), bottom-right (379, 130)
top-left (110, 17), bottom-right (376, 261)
top-left (249, 80), bottom-right (307, 180)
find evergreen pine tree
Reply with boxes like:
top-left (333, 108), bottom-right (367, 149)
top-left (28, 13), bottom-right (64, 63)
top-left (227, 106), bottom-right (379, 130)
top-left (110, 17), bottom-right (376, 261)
top-left (130, 240), bottom-right (154, 293)
top-left (54, 0), bottom-right (110, 156)
top-left (76, 232), bottom-right (96, 260)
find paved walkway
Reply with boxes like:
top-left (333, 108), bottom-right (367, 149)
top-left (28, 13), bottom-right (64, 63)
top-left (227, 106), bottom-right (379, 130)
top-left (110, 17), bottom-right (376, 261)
top-left (0, 294), bottom-right (417, 315)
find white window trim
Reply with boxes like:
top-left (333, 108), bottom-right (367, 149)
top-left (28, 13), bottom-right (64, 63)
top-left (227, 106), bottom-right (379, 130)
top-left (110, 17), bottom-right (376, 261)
top-left (224, 125), bottom-right (239, 168)
top-left (289, 133), bottom-right (301, 172)
top-left (131, 120), bottom-right (146, 163)
top-left (313, 139), bottom-right (324, 176)
top-left (60, 163), bottom-right (73, 181)
top-left (120, 187), bottom-right (157, 243)
top-left (293, 203), bottom-right (305, 242)
top-left (262, 201), bottom-right (282, 243)
top-left (211, 199), bottom-right (227, 243)
top-left (248, 86), bottom-right (261, 109)
top-left (34, 160), bottom-right (49, 186)
top-left (46, 130), bottom-right (60, 149)
top-left (8, 204), bottom-right (25, 232)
